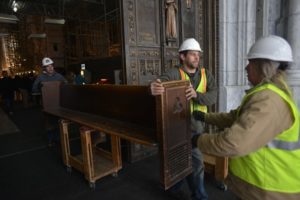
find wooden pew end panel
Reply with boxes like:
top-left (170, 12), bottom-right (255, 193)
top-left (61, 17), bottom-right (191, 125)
top-left (157, 80), bottom-right (193, 190)
top-left (41, 81), bottom-right (63, 109)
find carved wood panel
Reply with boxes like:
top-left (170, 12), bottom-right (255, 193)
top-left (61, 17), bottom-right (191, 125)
top-left (156, 80), bottom-right (192, 190)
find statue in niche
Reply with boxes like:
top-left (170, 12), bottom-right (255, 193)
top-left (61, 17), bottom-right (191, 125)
top-left (165, 0), bottom-right (177, 39)
top-left (186, 0), bottom-right (192, 9)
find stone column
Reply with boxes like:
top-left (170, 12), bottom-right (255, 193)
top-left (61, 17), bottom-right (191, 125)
top-left (286, 0), bottom-right (300, 106)
top-left (218, 0), bottom-right (256, 111)
top-left (256, 0), bottom-right (270, 38)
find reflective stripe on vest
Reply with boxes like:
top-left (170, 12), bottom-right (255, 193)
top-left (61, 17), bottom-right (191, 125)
top-left (179, 68), bottom-right (207, 113)
top-left (231, 83), bottom-right (300, 193)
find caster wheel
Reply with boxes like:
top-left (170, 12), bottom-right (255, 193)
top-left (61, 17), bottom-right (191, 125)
top-left (112, 172), bottom-right (118, 177)
top-left (66, 166), bottom-right (72, 173)
top-left (89, 182), bottom-right (96, 190)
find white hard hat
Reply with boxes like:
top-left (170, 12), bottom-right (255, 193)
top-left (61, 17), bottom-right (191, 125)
top-left (247, 35), bottom-right (293, 62)
top-left (179, 38), bottom-right (202, 52)
top-left (42, 57), bottom-right (54, 66)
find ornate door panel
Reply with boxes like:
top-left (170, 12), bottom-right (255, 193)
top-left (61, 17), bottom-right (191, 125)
top-left (121, 0), bottom-right (161, 85)
top-left (181, 0), bottom-right (197, 40)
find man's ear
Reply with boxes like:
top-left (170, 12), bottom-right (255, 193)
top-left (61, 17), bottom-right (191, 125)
top-left (179, 53), bottom-right (186, 62)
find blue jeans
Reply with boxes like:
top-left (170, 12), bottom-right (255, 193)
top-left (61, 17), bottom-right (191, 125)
top-left (171, 141), bottom-right (208, 200)
top-left (187, 147), bottom-right (208, 200)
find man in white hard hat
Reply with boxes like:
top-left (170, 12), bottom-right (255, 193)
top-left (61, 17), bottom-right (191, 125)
top-left (151, 38), bottom-right (217, 200)
top-left (32, 57), bottom-right (67, 93)
top-left (32, 57), bottom-right (67, 147)
top-left (193, 35), bottom-right (300, 200)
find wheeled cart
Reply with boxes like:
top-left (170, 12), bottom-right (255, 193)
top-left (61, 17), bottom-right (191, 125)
top-left (59, 119), bottom-right (122, 189)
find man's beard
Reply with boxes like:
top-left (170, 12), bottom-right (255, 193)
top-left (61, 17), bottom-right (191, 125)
top-left (187, 61), bottom-right (198, 69)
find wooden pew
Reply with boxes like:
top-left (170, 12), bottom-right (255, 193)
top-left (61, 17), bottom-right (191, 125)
top-left (42, 80), bottom-right (195, 190)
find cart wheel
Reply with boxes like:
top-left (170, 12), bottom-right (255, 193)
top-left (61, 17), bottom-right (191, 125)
top-left (66, 166), bottom-right (72, 173)
top-left (217, 182), bottom-right (228, 191)
top-left (112, 172), bottom-right (118, 177)
top-left (89, 182), bottom-right (96, 190)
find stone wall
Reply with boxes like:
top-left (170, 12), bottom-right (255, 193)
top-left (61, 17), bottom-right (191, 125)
top-left (219, 0), bottom-right (300, 110)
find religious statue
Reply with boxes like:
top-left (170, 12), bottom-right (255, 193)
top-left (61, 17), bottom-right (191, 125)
top-left (165, 0), bottom-right (177, 39)
top-left (186, 0), bottom-right (192, 9)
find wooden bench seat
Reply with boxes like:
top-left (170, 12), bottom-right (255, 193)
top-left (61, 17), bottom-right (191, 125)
top-left (42, 80), bottom-right (193, 190)
top-left (44, 107), bottom-right (157, 146)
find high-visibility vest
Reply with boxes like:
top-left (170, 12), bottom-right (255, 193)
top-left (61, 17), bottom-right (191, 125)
top-left (230, 83), bottom-right (300, 193)
top-left (179, 67), bottom-right (207, 113)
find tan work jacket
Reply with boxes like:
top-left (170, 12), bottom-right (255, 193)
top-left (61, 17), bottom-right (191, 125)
top-left (197, 82), bottom-right (300, 200)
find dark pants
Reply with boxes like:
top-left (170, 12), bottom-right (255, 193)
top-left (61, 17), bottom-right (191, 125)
top-left (44, 114), bottom-right (60, 144)
top-left (47, 127), bottom-right (60, 144)
top-left (3, 95), bottom-right (14, 113)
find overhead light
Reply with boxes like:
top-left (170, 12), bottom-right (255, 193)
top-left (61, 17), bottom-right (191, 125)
top-left (28, 33), bottom-right (47, 39)
top-left (44, 18), bottom-right (65, 25)
top-left (0, 14), bottom-right (19, 23)
top-left (0, 33), bottom-right (9, 37)
top-left (12, 0), bottom-right (19, 12)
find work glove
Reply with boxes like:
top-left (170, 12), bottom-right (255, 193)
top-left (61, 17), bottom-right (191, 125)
top-left (193, 111), bottom-right (206, 122)
top-left (191, 134), bottom-right (200, 149)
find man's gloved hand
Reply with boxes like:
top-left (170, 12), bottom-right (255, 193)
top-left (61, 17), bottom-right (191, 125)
top-left (191, 134), bottom-right (200, 149)
top-left (193, 111), bottom-right (206, 121)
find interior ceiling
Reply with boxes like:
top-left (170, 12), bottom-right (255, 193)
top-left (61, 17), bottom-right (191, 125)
top-left (0, 0), bottom-right (117, 21)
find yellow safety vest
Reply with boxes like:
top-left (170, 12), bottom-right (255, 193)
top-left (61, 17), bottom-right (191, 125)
top-left (230, 83), bottom-right (300, 193)
top-left (179, 67), bottom-right (207, 113)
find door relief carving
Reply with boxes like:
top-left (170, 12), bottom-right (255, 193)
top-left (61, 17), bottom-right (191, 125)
top-left (128, 0), bottom-right (136, 45)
